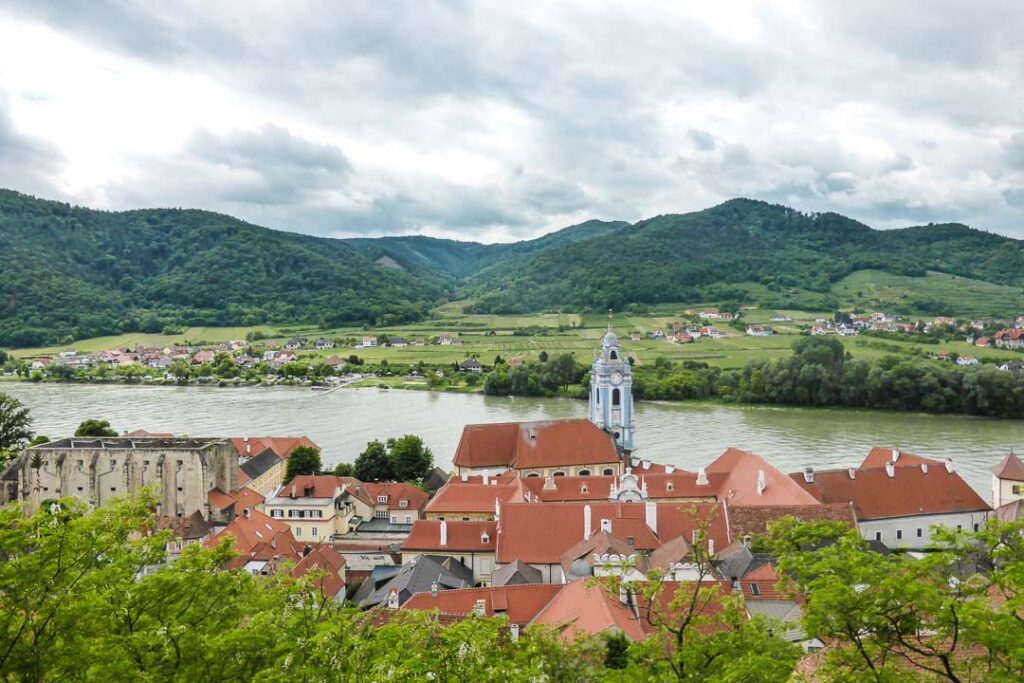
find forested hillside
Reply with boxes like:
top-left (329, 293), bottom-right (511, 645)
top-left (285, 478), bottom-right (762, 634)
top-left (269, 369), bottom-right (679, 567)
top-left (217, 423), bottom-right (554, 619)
top-left (2, 190), bottom-right (1023, 347)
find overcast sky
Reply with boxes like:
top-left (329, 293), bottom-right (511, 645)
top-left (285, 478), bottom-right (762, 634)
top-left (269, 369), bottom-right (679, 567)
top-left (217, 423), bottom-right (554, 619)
top-left (1, 1), bottom-right (1022, 242)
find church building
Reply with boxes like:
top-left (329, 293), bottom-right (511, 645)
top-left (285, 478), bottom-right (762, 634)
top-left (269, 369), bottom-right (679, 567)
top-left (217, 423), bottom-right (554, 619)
top-left (588, 325), bottom-right (635, 452)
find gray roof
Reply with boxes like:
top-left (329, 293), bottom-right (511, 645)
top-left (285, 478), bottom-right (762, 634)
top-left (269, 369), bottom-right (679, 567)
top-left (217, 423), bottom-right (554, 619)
top-left (745, 600), bottom-right (806, 642)
top-left (32, 437), bottom-right (225, 451)
top-left (357, 555), bottom-right (473, 608)
top-left (240, 448), bottom-right (281, 480)
top-left (353, 517), bottom-right (415, 534)
top-left (492, 559), bottom-right (542, 587)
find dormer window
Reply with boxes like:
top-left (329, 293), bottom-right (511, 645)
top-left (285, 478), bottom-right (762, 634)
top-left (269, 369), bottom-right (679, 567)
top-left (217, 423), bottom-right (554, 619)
top-left (580, 485), bottom-right (589, 494)
top-left (750, 583), bottom-right (761, 597)
top-left (666, 482), bottom-right (675, 492)
top-left (377, 495), bottom-right (388, 503)
top-left (399, 500), bottom-right (408, 509)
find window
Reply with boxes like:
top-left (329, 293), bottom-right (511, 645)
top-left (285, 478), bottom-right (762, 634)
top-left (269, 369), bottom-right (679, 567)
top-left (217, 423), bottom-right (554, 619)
top-left (390, 515), bottom-right (397, 524)
top-left (580, 485), bottom-right (589, 494)
top-left (177, 486), bottom-right (183, 492)
top-left (311, 528), bottom-right (318, 537)
top-left (750, 583), bottom-right (761, 597)
top-left (896, 529), bottom-right (902, 540)
top-left (578, 469), bottom-right (591, 477)
top-left (602, 468), bottom-right (615, 476)
top-left (552, 471), bottom-right (566, 477)
top-left (609, 350), bottom-right (618, 360)
top-left (374, 510), bottom-right (388, 518)
top-left (77, 486), bottom-right (83, 492)
top-left (612, 388), bottom-right (621, 406)
top-left (377, 495), bottom-right (388, 503)
top-left (526, 472), bottom-right (540, 478)
top-left (875, 531), bottom-right (882, 541)
top-left (110, 487), bottom-right (117, 492)
top-left (917, 528), bottom-right (923, 538)
top-left (295, 528), bottom-right (302, 537)
top-left (957, 525), bottom-right (962, 532)
top-left (111, 459), bottom-right (117, 466)
top-left (973, 523), bottom-right (980, 532)
top-left (666, 482), bottom-right (675, 492)
top-left (271, 510), bottom-right (283, 518)
top-left (1013, 484), bottom-right (1024, 495)
top-left (405, 515), bottom-right (412, 524)
top-left (400, 500), bottom-right (409, 509)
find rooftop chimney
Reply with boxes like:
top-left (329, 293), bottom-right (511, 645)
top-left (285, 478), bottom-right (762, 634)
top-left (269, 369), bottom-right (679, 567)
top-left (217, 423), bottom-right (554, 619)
top-left (756, 469), bottom-right (766, 495)
top-left (665, 465), bottom-right (675, 474)
top-left (583, 505), bottom-right (592, 541)
top-left (473, 599), bottom-right (487, 616)
top-left (848, 468), bottom-right (857, 480)
top-left (430, 581), bottom-right (439, 597)
top-left (600, 518), bottom-right (612, 534)
top-left (243, 507), bottom-right (251, 519)
top-left (742, 534), bottom-right (752, 548)
top-left (440, 520), bottom-right (448, 546)
top-left (543, 475), bottom-right (557, 491)
top-left (885, 461), bottom-right (895, 478)
top-left (945, 459), bottom-right (955, 473)
top-left (892, 448), bottom-right (900, 462)
top-left (803, 467), bottom-right (814, 484)
top-left (482, 474), bottom-right (489, 486)
top-left (921, 463), bottom-right (929, 474)
top-left (696, 467), bottom-right (709, 486)
top-left (460, 472), bottom-right (468, 482)
top-left (645, 500), bottom-right (658, 535)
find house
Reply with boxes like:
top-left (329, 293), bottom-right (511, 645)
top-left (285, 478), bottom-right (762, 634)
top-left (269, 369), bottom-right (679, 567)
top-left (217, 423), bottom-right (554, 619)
top-left (388, 337), bottom-right (409, 348)
top-left (991, 452), bottom-right (1024, 509)
top-left (424, 477), bottom-right (522, 521)
top-left (459, 358), bottom-right (483, 373)
top-left (402, 519), bottom-right (497, 584)
top-left (30, 358), bottom-right (52, 370)
top-left (994, 328), bottom-right (1024, 349)
top-left (699, 326), bottom-right (723, 339)
top-left (699, 308), bottom-right (733, 320)
top-left (362, 336), bottom-right (378, 348)
top-left (670, 332), bottom-right (692, 344)
top-left (315, 338), bottom-right (335, 350)
top-left (770, 314), bottom-right (792, 322)
top-left (285, 338), bottom-right (307, 350)
top-left (265, 475), bottom-right (343, 542)
top-left (956, 355), bottom-right (979, 366)
top-left (1000, 361), bottom-right (1024, 376)
top-left (288, 545), bottom-right (347, 600)
top-left (975, 337), bottom-right (991, 347)
top-left (238, 448), bottom-right (287, 496)
top-left (262, 350), bottom-right (278, 362)
top-left (403, 583), bottom-right (562, 633)
top-left (791, 455), bottom-right (991, 549)
top-left (651, 329), bottom-right (666, 340)
top-left (809, 325), bottom-right (830, 336)
top-left (191, 350), bottom-right (215, 365)
top-left (322, 356), bottom-right (347, 369)
top-left (630, 333), bottom-right (642, 342)
top-left (155, 511), bottom-right (213, 562)
top-left (451, 419), bottom-right (623, 479)
top-left (353, 555), bottom-right (474, 608)
top-left (745, 325), bottom-right (774, 337)
top-left (204, 508), bottom-right (302, 574)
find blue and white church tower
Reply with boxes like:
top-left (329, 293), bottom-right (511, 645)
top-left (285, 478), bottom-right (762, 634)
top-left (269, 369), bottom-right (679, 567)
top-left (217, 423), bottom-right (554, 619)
top-left (589, 320), bottom-right (635, 452)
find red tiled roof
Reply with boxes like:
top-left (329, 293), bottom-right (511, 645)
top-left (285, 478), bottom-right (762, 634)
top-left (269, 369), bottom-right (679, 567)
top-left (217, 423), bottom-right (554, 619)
top-left (155, 511), bottom-right (211, 540)
top-left (425, 481), bottom-right (523, 514)
top-left (230, 436), bottom-right (319, 461)
top-left (706, 448), bottom-right (821, 507)
top-left (403, 520), bottom-right (497, 553)
top-left (452, 419), bottom-right (619, 470)
top-left (278, 475), bottom-right (341, 499)
top-left (791, 466), bottom-right (991, 520)
top-left (363, 482), bottom-right (430, 512)
top-left (403, 584), bottom-right (562, 625)
top-left (289, 545), bottom-right (346, 597)
top-left (208, 488), bottom-right (236, 512)
top-left (206, 510), bottom-right (293, 555)
top-left (738, 562), bottom-right (786, 600)
top-left (992, 453), bottom-right (1024, 482)
top-left (725, 503), bottom-right (856, 538)
top-left (530, 579), bottom-right (647, 641)
top-left (496, 501), bottom-right (729, 564)
top-left (520, 472), bottom-right (727, 503)
top-left (860, 446), bottom-right (943, 470)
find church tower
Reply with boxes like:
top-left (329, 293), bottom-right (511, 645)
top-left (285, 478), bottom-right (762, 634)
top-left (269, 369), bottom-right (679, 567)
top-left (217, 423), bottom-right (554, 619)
top-left (589, 319), bottom-right (635, 452)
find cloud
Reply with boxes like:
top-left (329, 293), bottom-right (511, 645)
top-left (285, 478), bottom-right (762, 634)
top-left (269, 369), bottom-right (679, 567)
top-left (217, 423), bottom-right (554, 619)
top-left (0, 91), bottom-right (63, 195)
top-left (1, 2), bottom-right (1024, 240)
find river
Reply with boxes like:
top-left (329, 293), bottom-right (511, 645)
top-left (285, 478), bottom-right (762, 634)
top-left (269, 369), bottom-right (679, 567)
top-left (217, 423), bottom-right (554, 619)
top-left (4, 383), bottom-right (1022, 498)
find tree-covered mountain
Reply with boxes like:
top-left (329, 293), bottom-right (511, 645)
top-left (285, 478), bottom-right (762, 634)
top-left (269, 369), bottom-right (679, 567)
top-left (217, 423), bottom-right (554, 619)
top-left (2, 190), bottom-right (1023, 347)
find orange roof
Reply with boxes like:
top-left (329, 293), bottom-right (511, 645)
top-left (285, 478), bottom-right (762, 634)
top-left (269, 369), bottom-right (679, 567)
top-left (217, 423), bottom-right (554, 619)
top-left (529, 579), bottom-right (646, 641)
top-left (452, 419), bottom-right (619, 470)
top-left (725, 503), bottom-right (856, 538)
top-left (738, 563), bottom-right (786, 600)
top-left (277, 475), bottom-right (341, 499)
top-left (992, 453), bottom-right (1024, 482)
top-left (861, 446), bottom-right (943, 470)
top-left (403, 520), bottom-right (497, 553)
top-left (520, 472), bottom-right (725, 503)
top-left (289, 545), bottom-right (346, 597)
top-left (496, 501), bottom-right (729, 564)
top-left (363, 482), bottom-right (430, 512)
top-left (208, 488), bottom-right (236, 512)
top-left (206, 510), bottom-right (293, 555)
top-left (791, 465), bottom-right (991, 520)
top-left (425, 481), bottom-right (523, 514)
top-left (403, 584), bottom-right (562, 625)
top-left (230, 436), bottom-right (319, 461)
top-left (707, 448), bottom-right (821, 507)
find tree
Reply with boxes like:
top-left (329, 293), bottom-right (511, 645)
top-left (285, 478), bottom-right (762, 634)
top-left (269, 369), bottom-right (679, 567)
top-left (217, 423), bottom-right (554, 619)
top-left (74, 419), bottom-right (118, 437)
top-left (354, 440), bottom-right (396, 482)
top-left (547, 353), bottom-right (579, 390)
top-left (332, 462), bottom-right (354, 477)
top-left (284, 445), bottom-right (322, 483)
top-left (388, 435), bottom-right (433, 482)
top-left (0, 392), bottom-right (32, 463)
top-left (539, 350), bottom-right (549, 363)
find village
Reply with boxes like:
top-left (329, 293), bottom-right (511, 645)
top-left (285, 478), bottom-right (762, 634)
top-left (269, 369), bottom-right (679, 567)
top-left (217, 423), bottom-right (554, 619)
top-left (2, 328), bottom-right (1018, 653)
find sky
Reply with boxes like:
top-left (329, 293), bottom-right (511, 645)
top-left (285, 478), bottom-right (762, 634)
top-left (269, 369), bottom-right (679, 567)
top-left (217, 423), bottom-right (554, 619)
top-left (0, 1), bottom-right (1022, 243)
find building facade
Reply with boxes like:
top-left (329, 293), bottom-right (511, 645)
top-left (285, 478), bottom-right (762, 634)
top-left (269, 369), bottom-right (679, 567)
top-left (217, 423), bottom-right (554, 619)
top-left (589, 327), bottom-right (634, 451)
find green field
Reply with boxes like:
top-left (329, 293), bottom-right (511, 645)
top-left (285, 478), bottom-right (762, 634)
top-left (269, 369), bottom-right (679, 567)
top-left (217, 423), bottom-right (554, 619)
top-left (832, 270), bottom-right (1024, 318)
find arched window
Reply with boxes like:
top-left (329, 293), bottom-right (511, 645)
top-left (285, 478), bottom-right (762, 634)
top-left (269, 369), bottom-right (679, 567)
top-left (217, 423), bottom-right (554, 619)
top-left (577, 469), bottom-right (591, 477)
top-left (526, 472), bottom-right (541, 478)
top-left (552, 471), bottom-right (566, 477)
top-left (612, 388), bottom-right (621, 406)
top-left (602, 468), bottom-right (615, 476)
top-left (596, 390), bottom-right (600, 404)
top-left (609, 350), bottom-right (618, 360)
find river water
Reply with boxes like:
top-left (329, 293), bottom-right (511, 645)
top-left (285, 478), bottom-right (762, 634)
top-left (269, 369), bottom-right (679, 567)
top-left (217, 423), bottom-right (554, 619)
top-left (4, 383), bottom-right (1022, 498)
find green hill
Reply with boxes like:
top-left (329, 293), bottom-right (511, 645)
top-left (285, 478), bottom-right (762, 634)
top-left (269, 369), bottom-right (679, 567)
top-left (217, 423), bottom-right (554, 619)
top-left (2, 190), bottom-right (1023, 348)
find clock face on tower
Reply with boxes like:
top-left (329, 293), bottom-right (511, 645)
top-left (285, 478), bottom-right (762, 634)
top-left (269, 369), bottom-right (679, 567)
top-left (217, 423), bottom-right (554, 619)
top-left (610, 371), bottom-right (623, 385)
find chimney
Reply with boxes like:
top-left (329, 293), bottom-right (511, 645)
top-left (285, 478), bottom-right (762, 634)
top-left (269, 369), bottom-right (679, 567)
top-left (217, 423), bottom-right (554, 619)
top-left (430, 581), bottom-right (439, 597)
top-left (243, 507), bottom-right (251, 519)
top-left (440, 520), bottom-right (448, 546)
top-left (848, 468), bottom-right (857, 480)
top-left (645, 500), bottom-right (658, 535)
top-left (921, 463), bottom-right (929, 474)
top-left (600, 518), bottom-right (612, 534)
top-left (473, 599), bottom-right (487, 616)
top-left (460, 472), bottom-right (468, 482)
top-left (583, 504), bottom-right (592, 541)
top-left (803, 467), bottom-right (814, 484)
top-left (665, 465), bottom-right (675, 474)
top-left (885, 461), bottom-right (895, 478)
top-left (543, 475), bottom-right (556, 491)
top-left (509, 623), bottom-right (520, 641)
top-left (708, 539), bottom-right (715, 555)
top-left (742, 534), bottom-right (751, 548)
top-left (757, 469), bottom-right (766, 496)
top-left (696, 467), bottom-right (709, 486)
top-left (482, 474), bottom-right (489, 486)
top-left (945, 459), bottom-right (955, 473)
top-left (892, 448), bottom-right (899, 462)
top-left (246, 443), bottom-right (251, 456)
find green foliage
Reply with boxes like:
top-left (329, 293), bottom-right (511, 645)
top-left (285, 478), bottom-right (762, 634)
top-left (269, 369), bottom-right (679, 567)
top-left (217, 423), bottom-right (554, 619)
top-left (332, 461), bottom-right (355, 477)
top-left (0, 392), bottom-right (32, 463)
top-left (354, 436), bottom-right (433, 482)
top-left (74, 418), bottom-right (117, 437)
top-left (284, 445), bottom-right (322, 483)
top-left (483, 353), bottom-right (586, 397)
